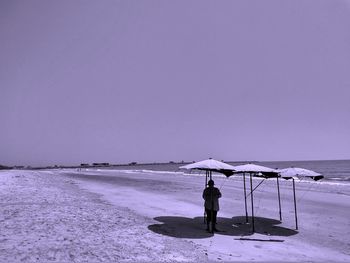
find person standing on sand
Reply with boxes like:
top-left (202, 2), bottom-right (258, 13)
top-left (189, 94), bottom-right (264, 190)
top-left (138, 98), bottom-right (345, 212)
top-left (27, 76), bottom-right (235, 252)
top-left (202, 179), bottom-right (222, 232)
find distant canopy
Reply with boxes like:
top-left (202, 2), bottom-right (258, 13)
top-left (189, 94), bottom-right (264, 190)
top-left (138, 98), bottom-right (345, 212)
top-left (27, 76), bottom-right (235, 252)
top-left (278, 167), bottom-right (323, 181)
top-left (231, 163), bottom-right (279, 179)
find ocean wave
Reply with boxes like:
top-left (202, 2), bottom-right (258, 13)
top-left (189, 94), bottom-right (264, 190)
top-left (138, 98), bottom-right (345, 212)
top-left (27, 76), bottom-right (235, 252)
top-left (326, 176), bottom-right (350, 182)
top-left (119, 169), bottom-right (348, 183)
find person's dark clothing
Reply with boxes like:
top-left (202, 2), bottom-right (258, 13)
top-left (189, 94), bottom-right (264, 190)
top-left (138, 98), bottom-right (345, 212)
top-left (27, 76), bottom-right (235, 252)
top-left (202, 185), bottom-right (222, 231)
top-left (202, 186), bottom-right (222, 211)
top-left (205, 209), bottom-right (218, 225)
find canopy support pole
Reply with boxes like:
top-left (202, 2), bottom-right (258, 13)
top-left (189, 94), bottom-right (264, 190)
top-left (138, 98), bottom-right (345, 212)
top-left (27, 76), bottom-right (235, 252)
top-left (204, 171), bottom-right (208, 224)
top-left (205, 170), bottom-right (208, 187)
top-left (243, 172), bottom-right (248, 223)
top-left (210, 170), bottom-right (214, 233)
top-left (249, 173), bottom-right (255, 232)
top-left (292, 178), bottom-right (298, 230)
top-left (277, 176), bottom-right (282, 221)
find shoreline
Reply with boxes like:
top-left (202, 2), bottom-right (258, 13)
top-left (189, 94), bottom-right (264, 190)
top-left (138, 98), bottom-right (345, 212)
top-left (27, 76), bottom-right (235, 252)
top-left (71, 167), bottom-right (350, 188)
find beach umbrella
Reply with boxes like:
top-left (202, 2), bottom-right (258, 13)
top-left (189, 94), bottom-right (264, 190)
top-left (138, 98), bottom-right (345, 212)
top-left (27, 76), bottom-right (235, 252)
top-left (278, 167), bottom-right (323, 230)
top-left (180, 158), bottom-right (236, 231)
top-left (180, 158), bottom-right (235, 186)
top-left (278, 167), bottom-right (323, 181)
top-left (231, 163), bottom-right (280, 232)
top-left (180, 158), bottom-right (235, 176)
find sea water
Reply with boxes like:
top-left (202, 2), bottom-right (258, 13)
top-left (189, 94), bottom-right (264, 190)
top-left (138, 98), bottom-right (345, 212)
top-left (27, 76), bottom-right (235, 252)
top-left (259, 159), bottom-right (350, 183)
top-left (109, 159), bottom-right (350, 184)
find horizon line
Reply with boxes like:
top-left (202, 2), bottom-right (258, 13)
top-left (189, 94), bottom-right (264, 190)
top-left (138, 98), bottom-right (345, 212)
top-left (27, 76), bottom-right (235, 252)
top-left (2, 158), bottom-right (350, 169)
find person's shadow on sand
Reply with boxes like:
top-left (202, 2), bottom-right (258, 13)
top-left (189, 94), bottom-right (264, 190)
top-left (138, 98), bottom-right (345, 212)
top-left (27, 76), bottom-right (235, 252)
top-left (148, 216), bottom-right (298, 239)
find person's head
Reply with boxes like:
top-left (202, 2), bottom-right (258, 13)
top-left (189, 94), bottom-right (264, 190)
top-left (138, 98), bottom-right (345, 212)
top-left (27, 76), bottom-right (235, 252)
top-left (208, 180), bottom-right (214, 186)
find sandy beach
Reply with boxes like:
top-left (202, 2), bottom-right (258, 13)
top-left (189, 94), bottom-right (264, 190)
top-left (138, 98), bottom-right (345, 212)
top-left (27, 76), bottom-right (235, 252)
top-left (1, 169), bottom-right (349, 262)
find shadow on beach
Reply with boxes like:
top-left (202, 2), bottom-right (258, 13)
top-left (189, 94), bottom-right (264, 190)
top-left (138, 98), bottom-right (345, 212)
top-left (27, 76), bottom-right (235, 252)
top-left (148, 216), bottom-right (298, 239)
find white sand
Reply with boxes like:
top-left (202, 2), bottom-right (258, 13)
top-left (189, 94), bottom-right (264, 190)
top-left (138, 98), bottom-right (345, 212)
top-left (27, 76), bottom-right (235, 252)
top-left (1, 169), bottom-right (349, 262)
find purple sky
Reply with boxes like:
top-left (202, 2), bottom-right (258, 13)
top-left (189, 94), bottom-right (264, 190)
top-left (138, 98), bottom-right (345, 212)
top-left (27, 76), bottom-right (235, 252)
top-left (1, 0), bottom-right (350, 166)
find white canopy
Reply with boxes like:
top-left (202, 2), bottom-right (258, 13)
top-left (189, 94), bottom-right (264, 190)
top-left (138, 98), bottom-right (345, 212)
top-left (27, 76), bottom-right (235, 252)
top-left (231, 163), bottom-right (278, 173)
top-left (179, 158), bottom-right (236, 171)
top-left (278, 167), bottom-right (323, 181)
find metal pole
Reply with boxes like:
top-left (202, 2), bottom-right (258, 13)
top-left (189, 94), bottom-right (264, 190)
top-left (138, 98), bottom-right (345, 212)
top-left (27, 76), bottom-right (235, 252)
top-left (277, 176), bottom-right (282, 221)
top-left (204, 171), bottom-right (208, 223)
top-left (210, 171), bottom-right (214, 233)
top-left (243, 172), bottom-right (248, 223)
top-left (249, 173), bottom-right (255, 232)
top-left (205, 170), bottom-right (208, 187)
top-left (292, 178), bottom-right (298, 230)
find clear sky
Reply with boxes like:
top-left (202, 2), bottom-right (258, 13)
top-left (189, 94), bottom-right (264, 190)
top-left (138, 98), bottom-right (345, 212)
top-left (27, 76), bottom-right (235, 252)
top-left (1, 0), bottom-right (350, 166)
